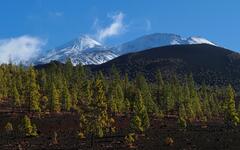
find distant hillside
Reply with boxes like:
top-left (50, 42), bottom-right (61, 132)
top-left (88, 44), bottom-right (240, 89)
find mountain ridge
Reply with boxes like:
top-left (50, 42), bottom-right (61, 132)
top-left (88, 44), bottom-right (240, 89)
top-left (34, 33), bottom-right (216, 65)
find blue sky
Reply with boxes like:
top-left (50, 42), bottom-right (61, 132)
top-left (0, 0), bottom-right (239, 52)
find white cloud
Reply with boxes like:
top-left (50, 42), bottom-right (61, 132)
top-left (145, 19), bottom-right (152, 31)
top-left (49, 11), bottom-right (64, 17)
top-left (96, 12), bottom-right (125, 42)
top-left (55, 12), bottom-right (63, 17)
top-left (0, 35), bottom-right (45, 64)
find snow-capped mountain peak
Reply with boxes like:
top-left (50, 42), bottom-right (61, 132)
top-left (37, 35), bottom-right (118, 65)
top-left (75, 35), bottom-right (102, 50)
top-left (35, 33), bottom-right (216, 66)
top-left (113, 33), bottom-right (216, 54)
top-left (55, 35), bottom-right (102, 53)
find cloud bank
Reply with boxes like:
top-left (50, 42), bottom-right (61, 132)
top-left (0, 35), bottom-right (45, 64)
top-left (96, 12), bottom-right (125, 42)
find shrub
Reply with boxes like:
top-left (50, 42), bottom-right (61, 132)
top-left (130, 115), bottom-right (143, 133)
top-left (31, 124), bottom-right (38, 137)
top-left (78, 132), bottom-right (85, 139)
top-left (156, 110), bottom-right (164, 120)
top-left (178, 117), bottom-right (187, 129)
top-left (21, 115), bottom-right (38, 137)
top-left (125, 133), bottom-right (136, 147)
top-left (164, 137), bottom-right (174, 146)
top-left (5, 122), bottom-right (13, 133)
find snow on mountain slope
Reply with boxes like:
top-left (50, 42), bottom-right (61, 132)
top-left (37, 35), bottom-right (118, 65)
top-left (114, 33), bottom-right (216, 54)
top-left (35, 33), bottom-right (216, 66)
top-left (187, 36), bottom-right (216, 45)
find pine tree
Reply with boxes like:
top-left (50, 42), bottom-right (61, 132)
top-left (134, 89), bottom-right (150, 131)
top-left (21, 115), bottom-right (38, 137)
top-left (155, 69), bottom-right (164, 106)
top-left (86, 75), bottom-right (111, 142)
top-left (64, 58), bottom-right (73, 80)
top-left (26, 67), bottom-right (41, 112)
top-left (61, 80), bottom-right (71, 111)
top-left (81, 80), bottom-right (93, 105)
top-left (70, 88), bottom-right (78, 109)
top-left (109, 84), bottom-right (124, 114)
top-left (79, 80), bottom-right (92, 138)
top-left (16, 68), bottom-right (24, 104)
top-left (130, 115), bottom-right (143, 132)
top-left (0, 68), bottom-right (7, 100)
top-left (187, 74), bottom-right (203, 120)
top-left (224, 85), bottom-right (239, 126)
top-left (183, 84), bottom-right (195, 121)
top-left (123, 73), bottom-right (130, 100)
top-left (163, 83), bottom-right (174, 113)
top-left (40, 96), bottom-right (48, 111)
top-left (123, 73), bottom-right (131, 112)
top-left (110, 65), bottom-right (121, 84)
top-left (178, 103), bottom-right (187, 128)
top-left (5, 122), bottom-right (13, 133)
top-left (38, 69), bottom-right (48, 96)
top-left (200, 84), bottom-right (212, 119)
top-left (136, 74), bottom-right (158, 113)
top-left (49, 83), bottom-right (61, 112)
top-left (12, 82), bottom-right (20, 108)
top-left (208, 93), bottom-right (219, 117)
top-left (192, 94), bottom-right (204, 120)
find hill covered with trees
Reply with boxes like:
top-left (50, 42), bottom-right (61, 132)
top-left (1, 59), bottom-right (240, 149)
top-left (89, 44), bottom-right (240, 90)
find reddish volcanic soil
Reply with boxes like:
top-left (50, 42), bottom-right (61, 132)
top-left (0, 110), bottom-right (240, 149)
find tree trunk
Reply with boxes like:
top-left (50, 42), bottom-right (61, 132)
top-left (90, 133), bottom-right (94, 148)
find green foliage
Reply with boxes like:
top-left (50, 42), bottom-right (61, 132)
top-left (27, 67), bottom-right (41, 112)
top-left (12, 82), bottom-right (21, 107)
top-left (0, 68), bottom-right (7, 99)
top-left (125, 133), bottom-right (136, 146)
top-left (38, 69), bottom-right (48, 96)
top-left (1, 61), bottom-right (239, 140)
top-left (155, 69), bottom-right (164, 106)
top-left (178, 117), bottom-right (187, 129)
top-left (40, 96), bottom-right (48, 111)
top-left (5, 122), bottom-right (13, 133)
top-left (83, 75), bottom-right (112, 138)
top-left (136, 74), bottom-right (158, 113)
top-left (61, 80), bottom-right (71, 111)
top-left (49, 83), bottom-right (61, 112)
top-left (200, 84), bottom-right (212, 119)
top-left (162, 83), bottom-right (175, 113)
top-left (31, 124), bottom-right (38, 137)
top-left (21, 115), bottom-right (38, 137)
top-left (130, 115), bottom-right (143, 132)
top-left (178, 104), bottom-right (187, 128)
top-left (109, 84), bottom-right (124, 113)
top-left (133, 90), bottom-right (150, 131)
top-left (224, 85), bottom-right (239, 126)
top-left (183, 85), bottom-right (195, 120)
